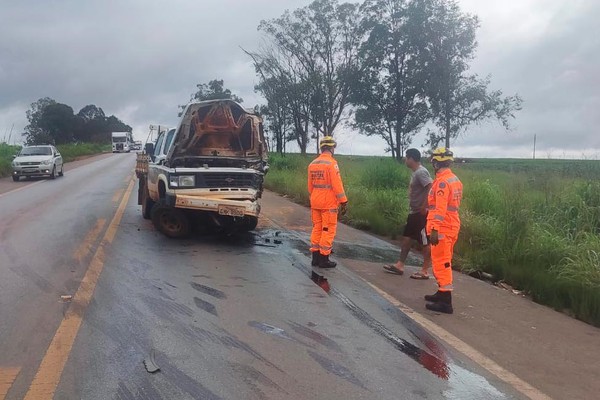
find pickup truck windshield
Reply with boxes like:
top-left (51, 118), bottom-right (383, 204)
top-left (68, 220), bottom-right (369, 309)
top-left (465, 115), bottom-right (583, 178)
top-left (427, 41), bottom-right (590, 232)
top-left (112, 137), bottom-right (127, 143)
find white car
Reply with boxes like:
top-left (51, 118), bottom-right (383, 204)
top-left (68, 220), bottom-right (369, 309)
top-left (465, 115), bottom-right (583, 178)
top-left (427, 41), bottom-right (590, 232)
top-left (12, 145), bottom-right (64, 181)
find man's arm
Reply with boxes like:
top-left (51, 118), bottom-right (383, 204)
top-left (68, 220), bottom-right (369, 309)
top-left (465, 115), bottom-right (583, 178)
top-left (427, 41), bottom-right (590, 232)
top-left (420, 183), bottom-right (432, 214)
top-left (330, 162), bottom-right (347, 204)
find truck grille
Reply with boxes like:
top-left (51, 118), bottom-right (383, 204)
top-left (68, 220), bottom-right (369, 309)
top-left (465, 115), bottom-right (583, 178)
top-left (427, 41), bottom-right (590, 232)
top-left (198, 173), bottom-right (261, 189)
top-left (21, 162), bottom-right (40, 166)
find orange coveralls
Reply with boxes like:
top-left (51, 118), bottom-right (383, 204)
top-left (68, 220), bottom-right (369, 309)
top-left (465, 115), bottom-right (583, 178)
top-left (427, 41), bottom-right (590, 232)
top-left (308, 153), bottom-right (347, 256)
top-left (426, 168), bottom-right (463, 292)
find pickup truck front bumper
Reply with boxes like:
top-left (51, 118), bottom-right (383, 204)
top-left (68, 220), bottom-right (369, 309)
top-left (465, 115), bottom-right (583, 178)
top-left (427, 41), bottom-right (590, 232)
top-left (168, 193), bottom-right (260, 217)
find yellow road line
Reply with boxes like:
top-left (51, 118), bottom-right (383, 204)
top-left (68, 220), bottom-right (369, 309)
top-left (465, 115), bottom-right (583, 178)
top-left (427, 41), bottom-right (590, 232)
top-left (112, 189), bottom-right (124, 203)
top-left (72, 219), bottom-right (106, 263)
top-left (0, 181), bottom-right (45, 199)
top-left (23, 179), bottom-right (135, 400)
top-left (0, 367), bottom-right (21, 399)
top-left (363, 281), bottom-right (552, 400)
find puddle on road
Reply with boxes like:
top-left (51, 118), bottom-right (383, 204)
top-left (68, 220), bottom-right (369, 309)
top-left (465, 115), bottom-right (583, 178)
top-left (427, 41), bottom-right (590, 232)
top-left (304, 262), bottom-right (509, 398)
top-left (248, 321), bottom-right (294, 341)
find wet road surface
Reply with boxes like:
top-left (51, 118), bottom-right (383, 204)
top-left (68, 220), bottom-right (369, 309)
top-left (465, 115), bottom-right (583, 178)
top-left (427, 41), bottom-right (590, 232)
top-left (0, 154), bottom-right (522, 399)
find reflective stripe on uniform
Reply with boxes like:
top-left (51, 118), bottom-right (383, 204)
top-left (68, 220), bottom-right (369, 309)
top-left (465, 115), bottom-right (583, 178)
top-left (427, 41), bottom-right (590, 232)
top-left (446, 177), bottom-right (459, 183)
top-left (329, 209), bottom-right (338, 213)
top-left (434, 214), bottom-right (445, 221)
top-left (447, 206), bottom-right (458, 212)
top-left (320, 245), bottom-right (332, 251)
top-left (336, 192), bottom-right (346, 199)
top-left (311, 160), bottom-right (332, 165)
top-left (440, 284), bottom-right (453, 290)
top-left (313, 184), bottom-right (332, 189)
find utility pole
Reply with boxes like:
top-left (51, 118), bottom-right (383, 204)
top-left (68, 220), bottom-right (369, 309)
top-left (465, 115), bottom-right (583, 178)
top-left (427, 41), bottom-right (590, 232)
top-left (533, 134), bottom-right (536, 160)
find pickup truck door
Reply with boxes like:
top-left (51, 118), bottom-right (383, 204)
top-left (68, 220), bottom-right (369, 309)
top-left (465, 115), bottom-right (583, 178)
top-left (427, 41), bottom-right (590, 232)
top-left (148, 132), bottom-right (165, 192)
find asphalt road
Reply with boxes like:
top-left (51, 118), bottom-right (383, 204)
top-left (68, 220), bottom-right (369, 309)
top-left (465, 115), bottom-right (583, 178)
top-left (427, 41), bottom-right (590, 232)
top-left (0, 153), bottom-right (522, 400)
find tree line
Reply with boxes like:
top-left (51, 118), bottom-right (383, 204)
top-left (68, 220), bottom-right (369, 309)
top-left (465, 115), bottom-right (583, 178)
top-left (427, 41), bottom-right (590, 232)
top-left (23, 97), bottom-right (131, 145)
top-left (244, 0), bottom-right (522, 159)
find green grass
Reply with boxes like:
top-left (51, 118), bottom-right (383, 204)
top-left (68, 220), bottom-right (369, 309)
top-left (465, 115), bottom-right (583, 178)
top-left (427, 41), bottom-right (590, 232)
top-left (0, 143), bottom-right (21, 178)
top-left (0, 142), bottom-right (110, 178)
top-left (266, 153), bottom-right (600, 327)
top-left (56, 143), bottom-right (111, 162)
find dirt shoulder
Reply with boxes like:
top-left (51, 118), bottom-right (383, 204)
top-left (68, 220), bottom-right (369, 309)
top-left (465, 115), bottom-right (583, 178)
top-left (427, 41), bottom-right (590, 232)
top-left (260, 190), bottom-right (600, 400)
top-left (0, 152), bottom-right (116, 196)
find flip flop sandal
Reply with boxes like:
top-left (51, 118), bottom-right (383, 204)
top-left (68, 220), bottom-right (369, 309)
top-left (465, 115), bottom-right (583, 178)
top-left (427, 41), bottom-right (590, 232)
top-left (410, 272), bottom-right (430, 280)
top-left (383, 264), bottom-right (404, 275)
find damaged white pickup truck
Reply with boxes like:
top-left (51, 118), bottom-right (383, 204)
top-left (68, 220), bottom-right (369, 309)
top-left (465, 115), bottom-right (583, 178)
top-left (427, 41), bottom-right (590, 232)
top-left (136, 100), bottom-right (269, 238)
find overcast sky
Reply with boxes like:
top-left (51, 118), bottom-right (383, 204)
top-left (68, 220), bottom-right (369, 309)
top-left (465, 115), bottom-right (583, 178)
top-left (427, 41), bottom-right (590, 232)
top-left (1, 0), bottom-right (598, 158)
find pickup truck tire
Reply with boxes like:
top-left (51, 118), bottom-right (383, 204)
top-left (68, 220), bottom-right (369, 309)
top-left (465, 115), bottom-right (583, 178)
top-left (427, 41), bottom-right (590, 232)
top-left (12, 176), bottom-right (19, 182)
top-left (141, 182), bottom-right (154, 220)
top-left (242, 216), bottom-right (259, 231)
top-left (49, 166), bottom-right (57, 180)
top-left (151, 201), bottom-right (191, 238)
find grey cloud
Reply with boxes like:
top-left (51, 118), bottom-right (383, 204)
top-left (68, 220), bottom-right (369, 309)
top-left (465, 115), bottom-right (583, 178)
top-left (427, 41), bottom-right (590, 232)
top-left (1, 0), bottom-right (599, 158)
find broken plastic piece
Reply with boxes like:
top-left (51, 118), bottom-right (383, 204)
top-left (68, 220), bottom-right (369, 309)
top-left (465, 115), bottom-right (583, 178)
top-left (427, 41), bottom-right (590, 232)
top-left (143, 351), bottom-right (160, 373)
top-left (60, 295), bottom-right (73, 302)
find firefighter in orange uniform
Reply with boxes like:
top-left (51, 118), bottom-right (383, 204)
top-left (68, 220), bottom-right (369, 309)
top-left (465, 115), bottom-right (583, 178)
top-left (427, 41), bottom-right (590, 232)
top-left (308, 136), bottom-right (348, 268)
top-left (425, 148), bottom-right (462, 314)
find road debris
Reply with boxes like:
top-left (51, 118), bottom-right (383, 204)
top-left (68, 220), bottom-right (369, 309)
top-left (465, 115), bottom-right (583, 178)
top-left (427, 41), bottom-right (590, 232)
top-left (143, 350), bottom-right (160, 373)
top-left (60, 295), bottom-right (73, 302)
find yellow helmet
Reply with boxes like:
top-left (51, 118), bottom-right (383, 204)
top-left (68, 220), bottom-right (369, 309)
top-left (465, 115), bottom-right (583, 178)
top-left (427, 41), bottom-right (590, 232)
top-left (319, 135), bottom-right (337, 149)
top-left (431, 147), bottom-right (454, 162)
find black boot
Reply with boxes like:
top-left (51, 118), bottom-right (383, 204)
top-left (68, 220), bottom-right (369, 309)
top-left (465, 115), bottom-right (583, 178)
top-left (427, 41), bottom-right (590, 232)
top-left (311, 251), bottom-right (321, 267)
top-left (424, 291), bottom-right (443, 302)
top-left (318, 253), bottom-right (337, 269)
top-left (426, 291), bottom-right (453, 314)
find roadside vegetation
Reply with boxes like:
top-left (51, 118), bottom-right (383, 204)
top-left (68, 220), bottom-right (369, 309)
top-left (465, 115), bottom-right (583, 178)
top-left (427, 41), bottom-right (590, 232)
top-left (0, 142), bottom-right (110, 178)
top-left (266, 153), bottom-right (600, 327)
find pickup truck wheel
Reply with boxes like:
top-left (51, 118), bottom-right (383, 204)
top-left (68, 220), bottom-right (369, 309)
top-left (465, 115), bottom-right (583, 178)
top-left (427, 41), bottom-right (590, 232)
top-left (241, 216), bottom-right (258, 231)
top-left (141, 183), bottom-right (154, 220)
top-left (151, 201), bottom-right (191, 238)
top-left (49, 166), bottom-right (57, 180)
top-left (12, 176), bottom-right (19, 182)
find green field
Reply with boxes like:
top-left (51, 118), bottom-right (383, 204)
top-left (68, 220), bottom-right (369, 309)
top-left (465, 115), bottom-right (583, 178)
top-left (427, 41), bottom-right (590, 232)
top-left (0, 142), bottom-right (111, 178)
top-left (266, 153), bottom-right (600, 327)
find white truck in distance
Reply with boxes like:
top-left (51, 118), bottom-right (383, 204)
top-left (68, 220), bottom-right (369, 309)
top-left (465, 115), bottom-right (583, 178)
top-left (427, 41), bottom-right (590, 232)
top-left (112, 131), bottom-right (133, 153)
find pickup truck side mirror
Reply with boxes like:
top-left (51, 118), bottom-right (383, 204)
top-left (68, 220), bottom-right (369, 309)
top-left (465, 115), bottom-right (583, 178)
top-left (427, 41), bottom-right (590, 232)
top-left (12, 154), bottom-right (17, 159)
top-left (145, 143), bottom-right (155, 155)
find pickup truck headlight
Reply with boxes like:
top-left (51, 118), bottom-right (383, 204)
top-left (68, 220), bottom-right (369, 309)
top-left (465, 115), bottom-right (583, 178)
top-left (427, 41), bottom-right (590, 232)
top-left (169, 175), bottom-right (195, 187)
top-left (40, 159), bottom-right (52, 165)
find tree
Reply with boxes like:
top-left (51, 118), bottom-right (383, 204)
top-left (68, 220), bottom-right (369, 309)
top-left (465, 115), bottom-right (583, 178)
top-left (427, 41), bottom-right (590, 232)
top-left (352, 0), bottom-right (431, 160)
top-left (24, 97), bottom-right (56, 145)
top-left (257, 0), bottom-right (364, 152)
top-left (38, 104), bottom-right (78, 144)
top-left (255, 79), bottom-right (292, 154)
top-left (77, 104), bottom-right (106, 122)
top-left (423, 0), bottom-right (522, 148)
top-left (179, 79), bottom-right (243, 116)
top-left (246, 47), bottom-right (313, 154)
top-left (23, 98), bottom-right (131, 145)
